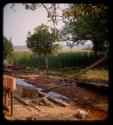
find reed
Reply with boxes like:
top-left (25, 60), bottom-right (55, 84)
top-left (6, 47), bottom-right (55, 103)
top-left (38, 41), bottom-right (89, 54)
top-left (8, 50), bottom-right (95, 69)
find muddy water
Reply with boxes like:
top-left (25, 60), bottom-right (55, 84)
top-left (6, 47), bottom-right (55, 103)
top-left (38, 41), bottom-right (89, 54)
top-left (16, 78), bottom-right (70, 104)
top-left (16, 78), bottom-right (34, 88)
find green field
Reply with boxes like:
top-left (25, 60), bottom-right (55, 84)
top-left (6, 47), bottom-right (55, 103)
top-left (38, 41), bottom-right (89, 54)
top-left (8, 50), bottom-right (96, 69)
top-left (7, 50), bottom-right (108, 81)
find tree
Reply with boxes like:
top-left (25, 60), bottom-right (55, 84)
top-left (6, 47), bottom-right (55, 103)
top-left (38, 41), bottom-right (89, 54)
top-left (3, 37), bottom-right (14, 60)
top-left (26, 24), bottom-right (59, 77)
top-left (62, 4), bottom-right (108, 58)
top-left (10, 3), bottom-right (109, 58)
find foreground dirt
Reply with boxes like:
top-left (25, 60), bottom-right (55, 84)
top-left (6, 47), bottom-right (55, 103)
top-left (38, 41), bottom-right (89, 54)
top-left (4, 71), bottom-right (108, 120)
top-left (4, 98), bottom-right (107, 120)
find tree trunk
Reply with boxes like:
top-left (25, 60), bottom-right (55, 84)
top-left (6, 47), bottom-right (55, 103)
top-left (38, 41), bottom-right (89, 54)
top-left (94, 50), bottom-right (98, 60)
top-left (92, 36), bottom-right (99, 60)
top-left (74, 56), bottom-right (108, 79)
top-left (45, 55), bottom-right (49, 78)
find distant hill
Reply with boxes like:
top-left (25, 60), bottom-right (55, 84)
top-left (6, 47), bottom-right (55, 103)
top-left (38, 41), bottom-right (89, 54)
top-left (14, 45), bottom-right (27, 49)
top-left (14, 45), bottom-right (30, 51)
top-left (14, 41), bottom-right (93, 51)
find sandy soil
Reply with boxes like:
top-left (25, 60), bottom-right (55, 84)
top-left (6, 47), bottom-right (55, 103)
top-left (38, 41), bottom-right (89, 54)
top-left (4, 98), bottom-right (107, 121)
top-left (3, 71), bottom-right (108, 120)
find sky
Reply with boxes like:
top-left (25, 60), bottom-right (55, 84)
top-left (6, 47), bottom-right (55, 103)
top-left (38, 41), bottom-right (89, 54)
top-left (3, 3), bottom-right (65, 46)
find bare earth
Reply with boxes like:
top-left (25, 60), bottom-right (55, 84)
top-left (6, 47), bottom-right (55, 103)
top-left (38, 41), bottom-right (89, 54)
top-left (4, 71), bottom-right (108, 121)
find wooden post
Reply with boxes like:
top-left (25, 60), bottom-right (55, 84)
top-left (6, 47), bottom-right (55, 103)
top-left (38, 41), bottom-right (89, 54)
top-left (3, 75), bottom-right (16, 116)
top-left (11, 91), bottom-right (13, 116)
top-left (4, 91), bottom-right (7, 105)
top-left (5, 90), bottom-right (9, 109)
top-left (4, 89), bottom-right (9, 112)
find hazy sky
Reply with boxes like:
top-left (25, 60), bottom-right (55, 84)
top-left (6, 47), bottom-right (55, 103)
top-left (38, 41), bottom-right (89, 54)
top-left (3, 3), bottom-right (65, 46)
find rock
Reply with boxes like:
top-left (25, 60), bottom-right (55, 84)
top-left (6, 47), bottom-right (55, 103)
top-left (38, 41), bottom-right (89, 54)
top-left (26, 67), bottom-right (30, 70)
top-left (40, 97), bottom-right (54, 107)
top-left (32, 97), bottom-right (54, 107)
top-left (26, 114), bottom-right (38, 120)
top-left (34, 69), bottom-right (39, 72)
top-left (73, 98), bottom-right (78, 101)
top-left (74, 109), bottom-right (88, 119)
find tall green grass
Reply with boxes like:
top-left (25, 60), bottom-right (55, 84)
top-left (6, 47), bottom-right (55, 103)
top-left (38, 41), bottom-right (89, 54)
top-left (8, 51), bottom-right (95, 69)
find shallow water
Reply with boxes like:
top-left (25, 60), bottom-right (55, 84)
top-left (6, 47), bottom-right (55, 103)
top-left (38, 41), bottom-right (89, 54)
top-left (16, 78), bottom-right (70, 103)
top-left (16, 78), bottom-right (34, 88)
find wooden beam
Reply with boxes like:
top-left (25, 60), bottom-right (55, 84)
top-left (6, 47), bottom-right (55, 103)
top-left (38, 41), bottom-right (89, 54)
top-left (42, 84), bottom-right (68, 93)
top-left (31, 104), bottom-right (40, 111)
top-left (74, 56), bottom-right (108, 79)
top-left (14, 95), bottom-right (30, 105)
top-left (4, 91), bottom-right (9, 111)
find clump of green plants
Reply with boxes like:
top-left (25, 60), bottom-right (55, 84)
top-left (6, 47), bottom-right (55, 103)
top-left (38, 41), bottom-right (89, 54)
top-left (10, 50), bottom-right (95, 69)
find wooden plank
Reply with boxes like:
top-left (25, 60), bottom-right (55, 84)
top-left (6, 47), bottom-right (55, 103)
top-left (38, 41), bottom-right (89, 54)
top-left (42, 84), bottom-right (68, 93)
top-left (24, 106), bottom-right (32, 111)
top-left (5, 92), bottom-right (9, 110)
top-left (14, 95), bottom-right (30, 105)
top-left (31, 104), bottom-right (40, 111)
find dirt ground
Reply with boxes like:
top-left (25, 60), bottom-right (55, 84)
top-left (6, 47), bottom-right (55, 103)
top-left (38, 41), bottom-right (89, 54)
top-left (3, 70), bottom-right (108, 120)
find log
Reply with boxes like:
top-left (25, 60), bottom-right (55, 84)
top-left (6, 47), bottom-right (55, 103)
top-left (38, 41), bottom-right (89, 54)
top-left (31, 104), bottom-right (40, 111)
top-left (24, 106), bottom-right (32, 111)
top-left (74, 56), bottom-right (108, 79)
top-left (76, 81), bottom-right (108, 94)
top-left (4, 91), bottom-right (9, 108)
top-left (48, 96), bottom-right (70, 107)
top-left (42, 84), bottom-right (68, 93)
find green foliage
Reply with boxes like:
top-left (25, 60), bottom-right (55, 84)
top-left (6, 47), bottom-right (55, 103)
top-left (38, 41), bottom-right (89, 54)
top-left (3, 37), bottom-right (14, 60)
top-left (10, 51), bottom-right (96, 69)
top-left (62, 4), bottom-right (108, 57)
top-left (26, 24), bottom-right (59, 56)
top-left (26, 24), bottom-right (61, 77)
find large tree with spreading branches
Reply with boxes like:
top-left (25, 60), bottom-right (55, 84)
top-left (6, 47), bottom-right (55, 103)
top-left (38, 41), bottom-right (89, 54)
top-left (62, 4), bottom-right (108, 58)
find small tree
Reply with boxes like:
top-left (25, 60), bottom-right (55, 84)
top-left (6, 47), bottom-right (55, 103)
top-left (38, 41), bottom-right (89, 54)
top-left (3, 37), bottom-right (14, 60)
top-left (26, 24), bottom-right (59, 77)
